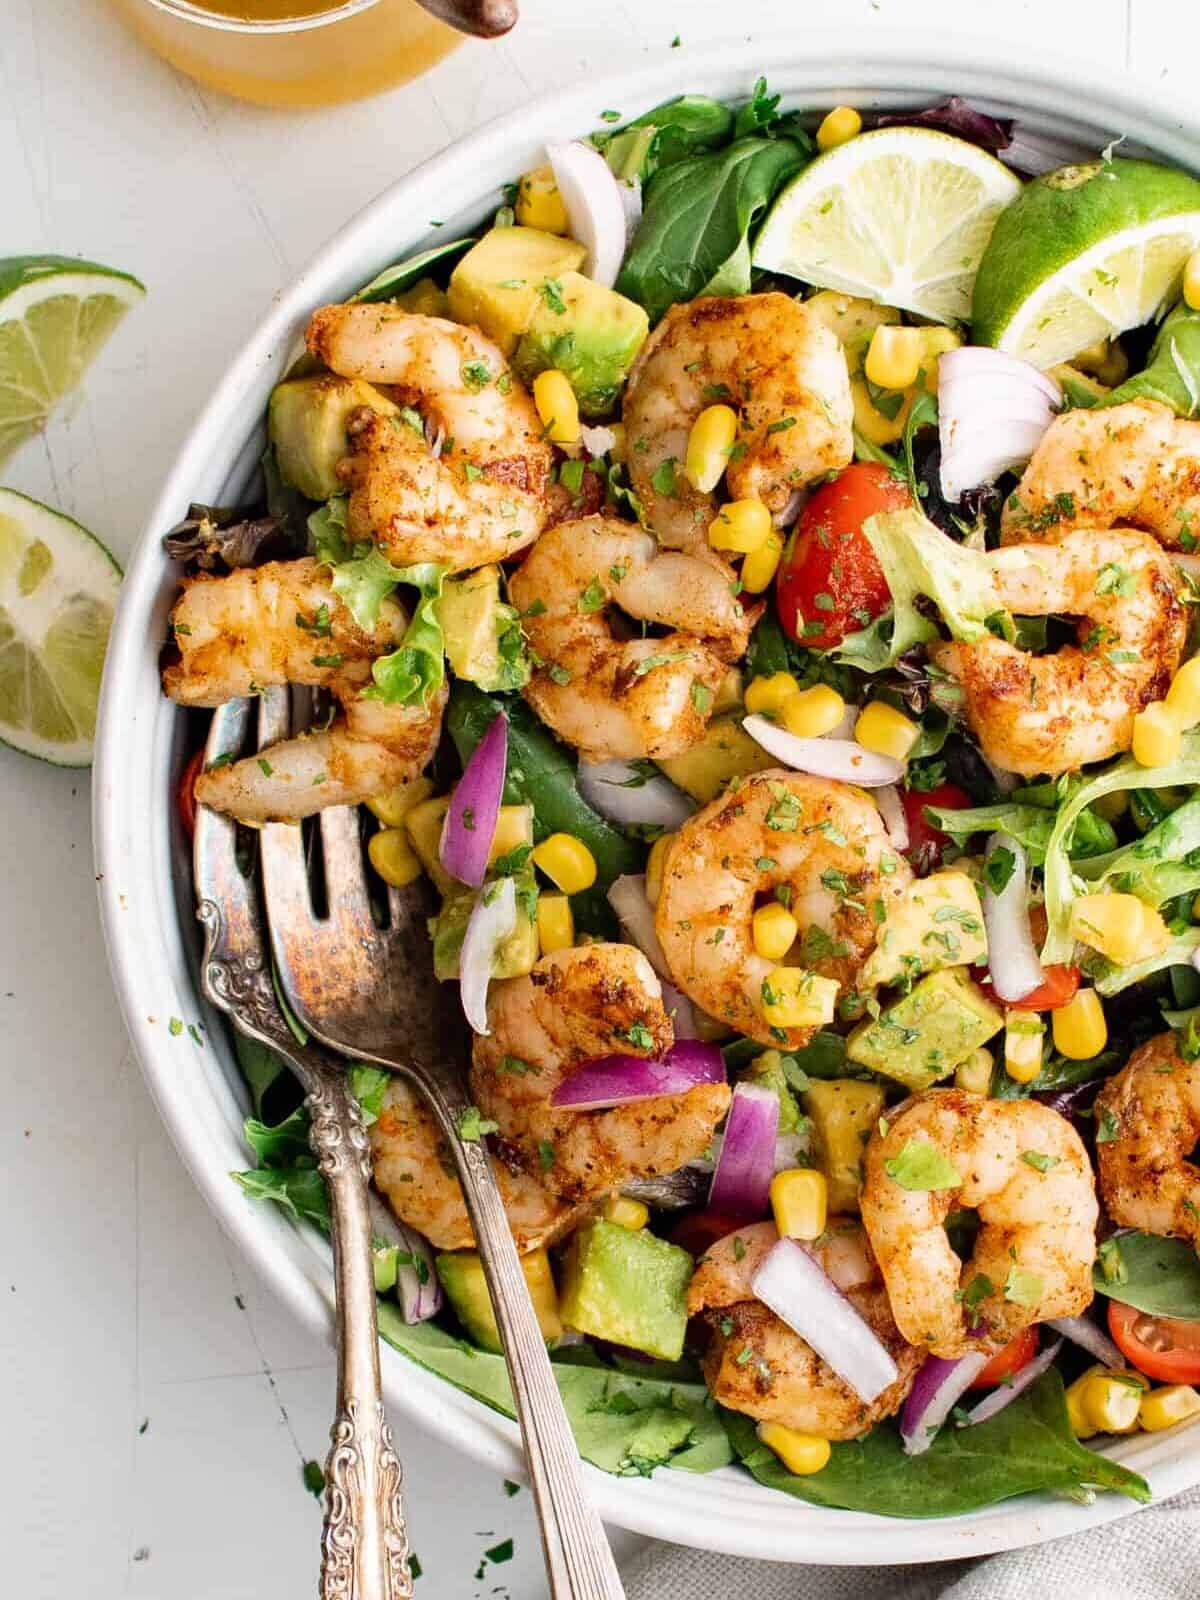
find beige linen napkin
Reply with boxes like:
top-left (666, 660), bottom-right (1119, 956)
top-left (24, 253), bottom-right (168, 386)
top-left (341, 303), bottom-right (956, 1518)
top-left (624, 1485), bottom-right (1200, 1599)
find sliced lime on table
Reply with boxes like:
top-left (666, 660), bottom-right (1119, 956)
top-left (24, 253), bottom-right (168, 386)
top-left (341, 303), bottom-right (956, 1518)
top-left (751, 126), bottom-right (1022, 323)
top-left (973, 158), bottom-right (1200, 367)
top-left (0, 255), bottom-right (145, 467)
top-left (0, 487), bottom-right (121, 766)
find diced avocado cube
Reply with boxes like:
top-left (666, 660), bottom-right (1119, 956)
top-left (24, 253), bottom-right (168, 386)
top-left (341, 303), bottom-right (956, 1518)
top-left (437, 1247), bottom-right (562, 1354)
top-left (558, 1218), bottom-right (693, 1361)
top-left (431, 872), bottom-right (539, 982)
top-left (268, 374), bottom-right (397, 502)
top-left (859, 870), bottom-right (988, 990)
top-left (446, 227), bottom-right (587, 356)
top-left (742, 1048), bottom-right (802, 1134)
top-left (846, 968), bottom-right (1003, 1092)
top-left (512, 272), bottom-right (650, 417)
top-left (438, 564), bottom-right (528, 692)
top-left (656, 714), bottom-right (774, 803)
top-left (391, 275), bottom-right (449, 318)
top-left (802, 1078), bottom-right (886, 1213)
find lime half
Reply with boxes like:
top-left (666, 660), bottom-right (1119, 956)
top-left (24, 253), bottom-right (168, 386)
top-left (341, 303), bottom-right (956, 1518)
top-left (973, 158), bottom-right (1200, 368)
top-left (0, 488), bottom-right (121, 766)
top-left (0, 256), bottom-right (145, 468)
top-left (752, 126), bottom-right (1022, 323)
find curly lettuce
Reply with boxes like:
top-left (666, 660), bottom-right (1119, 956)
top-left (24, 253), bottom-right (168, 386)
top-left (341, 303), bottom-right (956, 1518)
top-left (1101, 302), bottom-right (1200, 419)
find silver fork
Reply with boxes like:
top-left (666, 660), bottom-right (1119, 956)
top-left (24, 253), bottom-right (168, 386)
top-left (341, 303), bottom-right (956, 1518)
top-left (194, 697), bottom-right (412, 1600)
top-left (254, 685), bottom-right (627, 1600)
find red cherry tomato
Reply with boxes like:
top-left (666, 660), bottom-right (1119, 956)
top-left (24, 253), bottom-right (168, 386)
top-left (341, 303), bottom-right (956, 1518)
top-left (969, 1326), bottom-right (1039, 1390)
top-left (667, 1211), bottom-right (745, 1258)
top-left (177, 748), bottom-right (204, 840)
top-left (1107, 1301), bottom-right (1200, 1383)
top-left (775, 463), bottom-right (910, 650)
top-left (1005, 964), bottom-right (1082, 1012)
top-left (902, 782), bottom-right (971, 876)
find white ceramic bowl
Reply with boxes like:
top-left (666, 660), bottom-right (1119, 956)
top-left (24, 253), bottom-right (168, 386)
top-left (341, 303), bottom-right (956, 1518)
top-left (95, 31), bottom-right (1200, 1565)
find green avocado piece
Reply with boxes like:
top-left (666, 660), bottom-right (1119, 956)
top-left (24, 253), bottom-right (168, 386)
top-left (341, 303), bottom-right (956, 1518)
top-left (436, 1248), bottom-right (562, 1354)
top-left (846, 967), bottom-right (1003, 1092)
top-left (446, 226), bottom-right (588, 356)
top-left (438, 564), bottom-right (529, 692)
top-left (431, 872), bottom-right (538, 983)
top-left (512, 272), bottom-right (650, 417)
top-left (558, 1219), bottom-right (693, 1361)
top-left (268, 374), bottom-right (397, 501)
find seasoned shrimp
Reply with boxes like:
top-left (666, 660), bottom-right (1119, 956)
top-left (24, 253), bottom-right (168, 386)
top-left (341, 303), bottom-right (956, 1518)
top-left (369, 1078), bottom-right (589, 1252)
top-left (687, 1221), bottom-right (921, 1440)
top-left (508, 515), bottom-right (754, 762)
top-left (1094, 1032), bottom-right (1200, 1245)
top-left (471, 943), bottom-right (731, 1203)
top-left (931, 526), bottom-right (1186, 778)
top-left (861, 1088), bottom-right (1098, 1357)
top-left (655, 771), bottom-right (913, 1049)
top-left (306, 305), bottom-right (553, 571)
top-left (162, 557), bottom-right (444, 822)
top-left (1003, 400), bottom-right (1200, 550)
top-left (623, 294), bottom-right (853, 550)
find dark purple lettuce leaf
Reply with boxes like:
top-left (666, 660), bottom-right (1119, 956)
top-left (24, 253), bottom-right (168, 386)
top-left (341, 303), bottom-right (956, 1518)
top-left (876, 97), bottom-right (1013, 155)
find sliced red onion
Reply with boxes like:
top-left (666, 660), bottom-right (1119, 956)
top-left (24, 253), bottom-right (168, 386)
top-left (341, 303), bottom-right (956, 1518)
top-left (900, 1351), bottom-right (989, 1455)
top-left (876, 784), bottom-right (910, 850)
top-left (580, 422), bottom-right (618, 458)
top-left (708, 1082), bottom-right (780, 1218)
top-left (743, 714), bottom-right (903, 787)
top-left (961, 1338), bottom-right (1062, 1426)
top-left (751, 1238), bottom-right (900, 1404)
top-left (440, 711), bottom-right (507, 888)
top-left (459, 876), bottom-right (517, 1036)
top-left (825, 705), bottom-right (859, 741)
top-left (699, 1129), bottom-right (815, 1177)
top-left (368, 1195), bottom-right (442, 1323)
top-left (661, 980), bottom-right (698, 1040)
top-left (982, 833), bottom-right (1044, 1002)
top-left (1005, 125), bottom-right (1098, 177)
top-left (607, 873), bottom-right (670, 979)
top-left (579, 759), bottom-right (695, 829)
top-left (547, 140), bottom-right (628, 288)
top-left (550, 1039), bottom-right (725, 1111)
top-left (1047, 1316), bottom-right (1124, 1369)
top-left (938, 349), bottom-right (1061, 502)
top-left (772, 489), bottom-right (805, 531)
top-left (617, 174), bottom-right (643, 242)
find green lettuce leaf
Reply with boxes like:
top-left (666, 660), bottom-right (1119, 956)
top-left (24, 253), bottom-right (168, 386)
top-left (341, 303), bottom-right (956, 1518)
top-left (243, 1105), bottom-right (313, 1169)
top-left (233, 1032), bottom-right (288, 1118)
top-left (1101, 302), bottom-right (1200, 419)
top-left (1076, 792), bottom-right (1200, 906)
top-left (924, 799), bottom-right (1116, 866)
top-left (368, 562), bottom-right (447, 707)
top-left (233, 1165), bottom-right (330, 1229)
top-left (1085, 927), bottom-right (1200, 997)
top-left (1092, 1231), bottom-right (1200, 1318)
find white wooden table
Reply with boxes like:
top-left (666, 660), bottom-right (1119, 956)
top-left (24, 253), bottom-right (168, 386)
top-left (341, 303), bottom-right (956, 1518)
top-left (1, 0), bottom-right (1191, 1593)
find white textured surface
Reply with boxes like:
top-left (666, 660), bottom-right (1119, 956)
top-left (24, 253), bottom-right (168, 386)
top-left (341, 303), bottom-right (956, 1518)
top-left (0, 1), bottom-right (1192, 1595)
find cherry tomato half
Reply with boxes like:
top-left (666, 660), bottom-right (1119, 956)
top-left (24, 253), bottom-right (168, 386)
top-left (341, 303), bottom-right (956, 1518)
top-left (1005, 964), bottom-right (1082, 1012)
top-left (902, 782), bottom-right (971, 877)
top-left (177, 748), bottom-right (204, 840)
top-left (667, 1211), bottom-right (746, 1258)
top-left (775, 462), bottom-right (910, 650)
top-left (969, 1326), bottom-right (1039, 1390)
top-left (1107, 1301), bottom-right (1200, 1383)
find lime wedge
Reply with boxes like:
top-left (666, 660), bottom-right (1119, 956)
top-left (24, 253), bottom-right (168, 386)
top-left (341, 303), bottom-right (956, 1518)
top-left (0, 255), bottom-right (145, 467)
top-left (752, 127), bottom-right (1021, 323)
top-left (973, 158), bottom-right (1200, 367)
top-left (0, 487), bottom-right (121, 766)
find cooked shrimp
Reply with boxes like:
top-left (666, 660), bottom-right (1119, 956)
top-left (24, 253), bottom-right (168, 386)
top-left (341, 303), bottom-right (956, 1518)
top-left (369, 1078), bottom-right (589, 1252)
top-left (655, 771), bottom-right (913, 1049)
top-left (1094, 1032), bottom-right (1200, 1245)
top-left (306, 305), bottom-right (553, 571)
top-left (162, 557), bottom-right (444, 822)
top-left (861, 1088), bottom-right (1098, 1357)
top-left (623, 294), bottom-right (853, 550)
top-left (1003, 400), bottom-right (1200, 550)
top-left (931, 526), bottom-right (1186, 778)
top-left (471, 943), bottom-right (731, 1204)
top-left (507, 515), bottom-right (754, 762)
top-left (687, 1220), bottom-right (921, 1440)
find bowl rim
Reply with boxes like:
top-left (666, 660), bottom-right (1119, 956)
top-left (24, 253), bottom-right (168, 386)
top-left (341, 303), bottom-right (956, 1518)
top-left (94, 28), bottom-right (1200, 1566)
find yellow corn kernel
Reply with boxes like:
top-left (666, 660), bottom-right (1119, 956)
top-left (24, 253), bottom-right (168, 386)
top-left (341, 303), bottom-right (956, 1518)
top-left (761, 966), bottom-right (839, 1030)
top-left (515, 164), bottom-right (569, 233)
top-left (756, 1421), bottom-right (832, 1475)
top-left (854, 700), bottom-right (919, 761)
top-left (536, 893), bottom-right (575, 954)
top-left (366, 775), bottom-right (434, 828)
top-left (770, 1168), bottom-right (828, 1242)
top-left (1139, 1383), bottom-right (1200, 1432)
top-left (780, 684), bottom-right (846, 739)
top-left (1069, 892), bottom-right (1170, 966)
top-left (714, 668), bottom-right (744, 714)
top-left (741, 531), bottom-right (784, 595)
top-left (1133, 701), bottom-right (1183, 768)
top-left (602, 1195), bottom-right (649, 1231)
top-left (1081, 1371), bottom-right (1147, 1434)
top-left (488, 804), bottom-right (535, 864)
top-left (645, 833), bottom-right (673, 906)
top-left (1004, 1011), bottom-right (1044, 1084)
top-left (753, 901), bottom-right (799, 961)
top-left (1185, 249), bottom-right (1200, 313)
top-left (533, 368), bottom-right (580, 445)
top-left (532, 833), bottom-right (597, 894)
top-left (955, 1047), bottom-right (993, 1096)
top-left (1052, 987), bottom-right (1107, 1060)
top-left (816, 105), bottom-right (862, 152)
top-left (1065, 1370), bottom-right (1100, 1438)
top-left (367, 827), bottom-right (424, 888)
top-left (1166, 656), bottom-right (1200, 728)
top-left (745, 671), bottom-right (801, 716)
top-left (709, 498), bottom-right (772, 554)
top-left (606, 421), bottom-right (627, 462)
top-left (864, 325), bottom-right (924, 392)
top-left (685, 403), bottom-right (739, 493)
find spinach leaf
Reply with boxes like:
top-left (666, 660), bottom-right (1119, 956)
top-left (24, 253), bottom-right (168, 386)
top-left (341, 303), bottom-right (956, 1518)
top-left (617, 136), bottom-right (808, 322)
top-left (743, 612), bottom-right (855, 699)
top-left (1092, 1231), bottom-right (1200, 1319)
top-left (598, 95), bottom-right (734, 184)
top-left (721, 1370), bottom-right (1148, 1516)
top-left (234, 1164), bottom-right (330, 1229)
top-left (352, 237), bottom-right (475, 304)
top-left (233, 1032), bottom-right (288, 1118)
top-left (243, 1105), bottom-right (313, 1169)
top-left (1101, 302), bottom-right (1200, 419)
